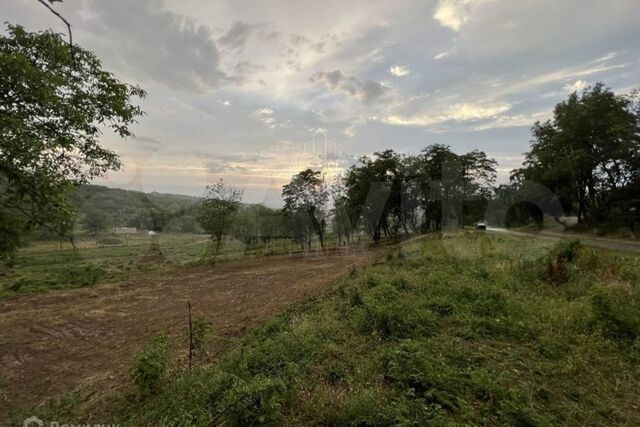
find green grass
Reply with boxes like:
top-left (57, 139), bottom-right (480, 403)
top-left (101, 232), bottom-right (639, 426)
top-left (0, 233), bottom-right (318, 298)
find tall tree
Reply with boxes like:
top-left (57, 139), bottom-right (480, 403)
top-left (282, 169), bottom-right (329, 249)
top-left (342, 150), bottom-right (403, 243)
top-left (0, 24), bottom-right (145, 263)
top-left (197, 179), bottom-right (243, 258)
top-left (410, 145), bottom-right (496, 231)
top-left (515, 83), bottom-right (640, 225)
top-left (82, 209), bottom-right (111, 237)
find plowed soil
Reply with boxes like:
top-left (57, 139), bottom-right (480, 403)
top-left (0, 246), bottom-right (382, 422)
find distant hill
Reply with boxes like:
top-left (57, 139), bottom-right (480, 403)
top-left (71, 184), bottom-right (203, 233)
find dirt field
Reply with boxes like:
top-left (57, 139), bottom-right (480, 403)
top-left (0, 245), bottom-right (382, 422)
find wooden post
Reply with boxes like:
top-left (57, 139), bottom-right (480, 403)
top-left (187, 301), bottom-right (193, 370)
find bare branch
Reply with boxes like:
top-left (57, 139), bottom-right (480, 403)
top-left (35, 0), bottom-right (75, 64)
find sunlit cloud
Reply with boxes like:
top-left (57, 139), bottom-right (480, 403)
top-left (389, 65), bottom-right (410, 77)
top-left (382, 102), bottom-right (511, 128)
top-left (433, 0), bottom-right (498, 32)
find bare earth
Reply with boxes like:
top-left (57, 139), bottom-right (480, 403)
top-left (0, 246), bottom-right (382, 422)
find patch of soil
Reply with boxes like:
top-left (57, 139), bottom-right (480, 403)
top-left (0, 245), bottom-right (382, 422)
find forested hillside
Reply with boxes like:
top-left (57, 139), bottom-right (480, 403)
top-left (68, 185), bottom-right (203, 234)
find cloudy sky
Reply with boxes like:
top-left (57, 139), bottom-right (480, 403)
top-left (5, 0), bottom-right (640, 205)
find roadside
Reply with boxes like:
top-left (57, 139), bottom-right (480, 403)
top-left (487, 227), bottom-right (640, 253)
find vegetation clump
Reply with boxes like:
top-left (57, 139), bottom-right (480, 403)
top-left (113, 233), bottom-right (640, 426)
top-left (132, 335), bottom-right (169, 396)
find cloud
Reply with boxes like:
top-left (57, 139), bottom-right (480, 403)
top-left (472, 111), bottom-right (551, 130)
top-left (311, 70), bottom-right (390, 104)
top-left (389, 65), bottom-right (410, 76)
top-left (382, 102), bottom-right (511, 127)
top-left (564, 80), bottom-right (588, 93)
top-left (88, 0), bottom-right (227, 91)
top-left (594, 52), bottom-right (618, 63)
top-left (434, 51), bottom-right (451, 60)
top-left (433, 0), bottom-right (496, 32)
top-left (218, 22), bottom-right (255, 50)
top-left (255, 107), bottom-right (277, 128)
top-left (495, 61), bottom-right (630, 97)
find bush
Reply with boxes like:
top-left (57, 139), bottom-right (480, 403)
top-left (590, 285), bottom-right (640, 340)
top-left (219, 375), bottom-right (286, 425)
top-left (132, 335), bottom-right (169, 396)
top-left (542, 239), bottom-right (581, 284)
top-left (358, 300), bottom-right (437, 339)
top-left (98, 236), bottom-right (123, 246)
top-left (383, 340), bottom-right (460, 411)
top-left (192, 316), bottom-right (213, 352)
top-left (57, 264), bottom-right (105, 287)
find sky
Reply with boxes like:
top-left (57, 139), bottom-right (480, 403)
top-left (4, 0), bottom-right (640, 206)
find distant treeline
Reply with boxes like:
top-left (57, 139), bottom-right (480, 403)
top-left (33, 84), bottom-right (640, 247)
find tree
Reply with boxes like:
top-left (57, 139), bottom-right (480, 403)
top-left (0, 24), bottom-right (145, 263)
top-left (232, 204), bottom-right (286, 247)
top-left (514, 83), bottom-right (640, 225)
top-left (343, 150), bottom-right (404, 243)
top-left (82, 209), bottom-right (111, 237)
top-left (282, 169), bottom-right (329, 249)
top-left (331, 175), bottom-right (354, 245)
top-left (409, 145), bottom-right (496, 231)
top-left (197, 179), bottom-right (243, 258)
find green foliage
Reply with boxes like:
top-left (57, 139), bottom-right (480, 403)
top-left (192, 316), bottom-right (213, 352)
top-left (132, 335), bottom-right (169, 396)
top-left (231, 204), bottom-right (286, 248)
top-left (282, 169), bottom-right (329, 249)
top-left (383, 340), bottom-right (461, 411)
top-left (0, 24), bottom-right (145, 261)
top-left (220, 375), bottom-right (286, 426)
top-left (82, 209), bottom-right (111, 237)
top-left (514, 83), bottom-right (640, 226)
top-left (10, 391), bottom-right (83, 426)
top-left (40, 233), bottom-right (640, 426)
top-left (341, 146), bottom-right (496, 243)
top-left (542, 239), bottom-right (581, 284)
top-left (98, 236), bottom-right (124, 246)
top-left (57, 264), bottom-right (105, 287)
top-left (590, 285), bottom-right (640, 340)
top-left (4, 263), bottom-right (105, 296)
top-left (71, 184), bottom-right (203, 233)
top-left (197, 179), bottom-right (243, 257)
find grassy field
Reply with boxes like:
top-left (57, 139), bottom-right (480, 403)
top-left (20, 231), bottom-right (640, 425)
top-left (0, 233), bottom-right (326, 299)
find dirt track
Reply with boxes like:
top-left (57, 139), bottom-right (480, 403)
top-left (0, 246), bottom-right (381, 421)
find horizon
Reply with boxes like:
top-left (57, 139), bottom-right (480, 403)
top-left (4, 0), bottom-right (640, 205)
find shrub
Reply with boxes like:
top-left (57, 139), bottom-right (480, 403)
top-left (542, 239), bottom-right (581, 284)
top-left (590, 285), bottom-right (640, 340)
top-left (192, 316), bottom-right (213, 352)
top-left (383, 340), bottom-right (460, 411)
top-left (358, 300), bottom-right (437, 339)
top-left (132, 335), bottom-right (169, 396)
top-left (57, 264), bottom-right (105, 287)
top-left (8, 278), bottom-right (25, 292)
top-left (347, 286), bottom-right (364, 307)
top-left (219, 375), bottom-right (286, 425)
top-left (98, 236), bottom-right (123, 246)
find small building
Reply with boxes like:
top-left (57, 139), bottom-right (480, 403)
top-left (113, 227), bottom-right (137, 234)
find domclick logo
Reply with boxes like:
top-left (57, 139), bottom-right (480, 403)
top-left (21, 417), bottom-right (119, 427)
top-left (23, 416), bottom-right (43, 427)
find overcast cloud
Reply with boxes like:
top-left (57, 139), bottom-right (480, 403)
top-left (3, 0), bottom-right (639, 205)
